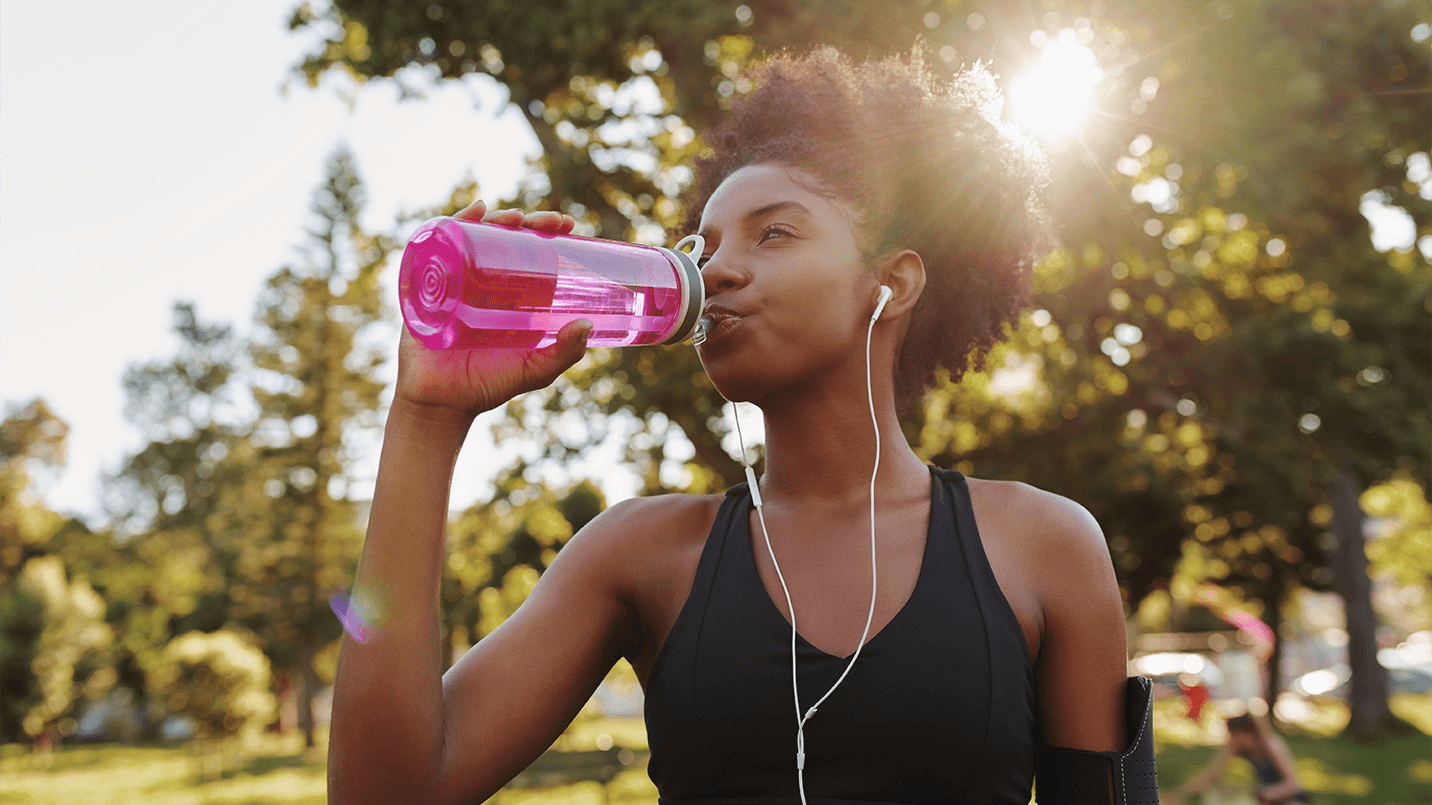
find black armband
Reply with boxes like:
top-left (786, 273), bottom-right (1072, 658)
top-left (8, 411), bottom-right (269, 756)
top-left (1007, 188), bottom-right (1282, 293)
top-left (1034, 676), bottom-right (1159, 805)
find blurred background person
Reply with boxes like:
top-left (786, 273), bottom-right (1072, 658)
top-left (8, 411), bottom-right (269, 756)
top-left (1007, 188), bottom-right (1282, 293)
top-left (1164, 713), bottom-right (1310, 805)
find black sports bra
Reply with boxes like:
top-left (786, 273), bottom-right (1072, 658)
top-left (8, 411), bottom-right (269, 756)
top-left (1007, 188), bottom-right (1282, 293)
top-left (643, 467), bottom-right (1037, 804)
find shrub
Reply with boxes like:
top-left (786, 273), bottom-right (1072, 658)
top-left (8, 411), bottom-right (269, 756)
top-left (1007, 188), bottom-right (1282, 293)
top-left (150, 630), bottom-right (274, 743)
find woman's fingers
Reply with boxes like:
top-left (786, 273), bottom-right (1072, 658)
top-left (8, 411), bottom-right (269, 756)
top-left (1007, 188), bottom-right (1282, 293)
top-left (518, 318), bottom-right (592, 394)
top-left (453, 199), bottom-right (575, 234)
top-left (455, 199), bottom-right (488, 222)
top-left (482, 207), bottom-right (526, 227)
top-left (492, 209), bottom-right (573, 233)
top-left (521, 210), bottom-right (576, 234)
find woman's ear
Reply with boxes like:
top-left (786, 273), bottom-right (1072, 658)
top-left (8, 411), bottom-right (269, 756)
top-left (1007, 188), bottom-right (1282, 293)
top-left (875, 250), bottom-right (926, 321)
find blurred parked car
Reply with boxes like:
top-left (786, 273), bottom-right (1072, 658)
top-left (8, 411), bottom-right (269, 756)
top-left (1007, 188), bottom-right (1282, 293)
top-left (1294, 657), bottom-right (1432, 698)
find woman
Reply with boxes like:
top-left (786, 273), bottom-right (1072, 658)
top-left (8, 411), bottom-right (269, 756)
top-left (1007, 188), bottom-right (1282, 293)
top-left (1165, 714), bottom-right (1309, 805)
top-left (329, 47), bottom-right (1149, 805)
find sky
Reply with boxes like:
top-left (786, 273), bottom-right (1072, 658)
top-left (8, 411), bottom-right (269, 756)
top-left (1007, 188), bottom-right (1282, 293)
top-left (0, 0), bottom-right (554, 523)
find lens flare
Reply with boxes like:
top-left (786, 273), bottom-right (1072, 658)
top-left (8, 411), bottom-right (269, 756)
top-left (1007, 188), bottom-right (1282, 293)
top-left (331, 589), bottom-right (387, 643)
top-left (1009, 31), bottom-right (1103, 143)
top-left (1194, 583), bottom-right (1274, 659)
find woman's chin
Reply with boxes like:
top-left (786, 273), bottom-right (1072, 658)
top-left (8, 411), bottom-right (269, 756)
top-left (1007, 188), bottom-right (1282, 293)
top-left (701, 371), bottom-right (765, 408)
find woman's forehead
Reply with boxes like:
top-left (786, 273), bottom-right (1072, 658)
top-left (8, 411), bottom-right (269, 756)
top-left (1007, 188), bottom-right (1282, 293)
top-left (699, 163), bottom-right (850, 232)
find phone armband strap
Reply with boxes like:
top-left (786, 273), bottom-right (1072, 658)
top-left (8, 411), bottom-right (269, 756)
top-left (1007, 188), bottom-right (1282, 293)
top-left (1034, 676), bottom-right (1160, 805)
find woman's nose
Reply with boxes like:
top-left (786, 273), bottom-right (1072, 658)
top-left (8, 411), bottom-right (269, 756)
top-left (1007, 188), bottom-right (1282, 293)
top-left (700, 250), bottom-right (748, 296)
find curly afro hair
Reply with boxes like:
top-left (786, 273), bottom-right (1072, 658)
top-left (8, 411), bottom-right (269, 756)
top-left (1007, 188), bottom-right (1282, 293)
top-left (684, 46), bottom-right (1052, 410)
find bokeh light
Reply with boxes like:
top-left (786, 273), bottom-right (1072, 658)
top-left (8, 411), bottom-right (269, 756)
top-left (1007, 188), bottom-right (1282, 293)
top-left (1008, 30), bottom-right (1104, 143)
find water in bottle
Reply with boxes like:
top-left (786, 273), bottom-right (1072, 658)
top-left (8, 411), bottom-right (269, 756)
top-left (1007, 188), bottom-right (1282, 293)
top-left (399, 217), bottom-right (704, 350)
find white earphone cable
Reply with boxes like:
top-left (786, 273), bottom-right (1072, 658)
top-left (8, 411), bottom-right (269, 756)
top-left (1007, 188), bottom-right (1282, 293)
top-left (729, 298), bottom-right (884, 805)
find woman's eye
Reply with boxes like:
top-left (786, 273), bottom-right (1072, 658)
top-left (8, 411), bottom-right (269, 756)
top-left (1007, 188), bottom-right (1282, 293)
top-left (758, 225), bottom-right (793, 244)
top-left (698, 254), bottom-right (714, 269)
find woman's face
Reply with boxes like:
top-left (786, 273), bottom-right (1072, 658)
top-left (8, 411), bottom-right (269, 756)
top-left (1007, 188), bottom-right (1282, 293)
top-left (1228, 728), bottom-right (1260, 756)
top-left (693, 162), bottom-right (877, 404)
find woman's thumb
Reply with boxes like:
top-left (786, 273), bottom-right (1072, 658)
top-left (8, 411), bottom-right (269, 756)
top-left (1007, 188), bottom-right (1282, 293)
top-left (521, 319), bottom-right (592, 391)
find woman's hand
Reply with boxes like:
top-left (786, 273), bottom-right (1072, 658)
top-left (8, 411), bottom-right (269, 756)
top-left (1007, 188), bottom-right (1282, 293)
top-left (393, 200), bottom-right (587, 421)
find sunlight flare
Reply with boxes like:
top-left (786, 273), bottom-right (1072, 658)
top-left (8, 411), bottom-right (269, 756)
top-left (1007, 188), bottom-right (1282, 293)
top-left (1008, 31), bottom-right (1103, 143)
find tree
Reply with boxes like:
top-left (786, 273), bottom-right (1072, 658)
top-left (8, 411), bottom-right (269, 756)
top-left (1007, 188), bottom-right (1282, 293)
top-left (1363, 478), bottom-right (1432, 596)
top-left (232, 144), bottom-right (391, 748)
top-left (441, 473), bottom-right (605, 669)
top-left (292, 0), bottom-right (1430, 736)
top-left (0, 400), bottom-right (71, 742)
top-left (3, 397), bottom-right (196, 747)
top-left (0, 399), bottom-right (69, 588)
top-left (107, 302), bottom-right (253, 727)
top-left (108, 302), bottom-right (247, 544)
top-left (14, 554), bottom-right (115, 747)
top-left (1008, 0), bottom-right (1430, 735)
top-left (151, 630), bottom-right (275, 776)
top-left (0, 576), bottom-right (45, 743)
top-left (1362, 477), bottom-right (1432, 638)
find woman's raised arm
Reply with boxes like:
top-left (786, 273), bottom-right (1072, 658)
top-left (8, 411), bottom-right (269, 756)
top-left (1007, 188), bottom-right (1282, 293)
top-left (327, 201), bottom-right (632, 805)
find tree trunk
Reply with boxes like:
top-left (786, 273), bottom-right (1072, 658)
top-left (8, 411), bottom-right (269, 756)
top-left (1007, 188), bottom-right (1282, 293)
top-left (296, 640), bottom-right (318, 749)
top-left (1264, 573), bottom-right (1285, 711)
top-left (1327, 466), bottom-right (1396, 737)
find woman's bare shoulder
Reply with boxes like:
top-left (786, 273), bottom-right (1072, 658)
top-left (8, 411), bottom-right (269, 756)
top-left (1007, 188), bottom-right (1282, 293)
top-left (964, 477), bottom-right (1109, 558)
top-left (967, 477), bottom-right (1126, 748)
top-left (569, 492), bottom-right (729, 664)
top-left (963, 477), bottom-right (1117, 626)
top-left (522, 491), bottom-right (728, 626)
top-left (573, 491), bottom-right (727, 558)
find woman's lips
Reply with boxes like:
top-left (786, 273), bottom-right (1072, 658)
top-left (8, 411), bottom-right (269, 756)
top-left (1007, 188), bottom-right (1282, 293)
top-left (698, 308), bottom-right (742, 344)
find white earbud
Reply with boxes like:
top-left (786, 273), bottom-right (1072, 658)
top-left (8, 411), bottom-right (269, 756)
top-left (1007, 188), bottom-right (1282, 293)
top-left (871, 284), bottom-right (893, 322)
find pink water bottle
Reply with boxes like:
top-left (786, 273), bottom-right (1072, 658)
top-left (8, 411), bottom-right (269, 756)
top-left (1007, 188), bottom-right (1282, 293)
top-left (399, 217), bottom-right (706, 350)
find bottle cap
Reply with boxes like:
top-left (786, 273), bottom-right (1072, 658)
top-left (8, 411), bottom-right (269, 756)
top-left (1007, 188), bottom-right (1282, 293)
top-left (658, 233), bottom-right (706, 345)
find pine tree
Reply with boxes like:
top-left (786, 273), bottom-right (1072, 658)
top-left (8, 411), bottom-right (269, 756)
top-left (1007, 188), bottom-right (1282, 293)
top-left (109, 302), bottom-right (251, 724)
top-left (235, 144), bottom-right (390, 748)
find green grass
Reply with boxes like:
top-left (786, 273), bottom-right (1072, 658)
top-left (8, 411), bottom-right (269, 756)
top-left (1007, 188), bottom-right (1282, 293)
top-left (1153, 693), bottom-right (1432, 805)
top-left (0, 722), bottom-right (657, 805)
top-left (3, 699), bottom-right (1428, 804)
top-left (0, 737), bottom-right (328, 805)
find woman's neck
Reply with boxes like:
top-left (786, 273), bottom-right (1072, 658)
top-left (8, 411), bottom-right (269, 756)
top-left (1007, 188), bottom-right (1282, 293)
top-left (751, 373), bottom-right (930, 509)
